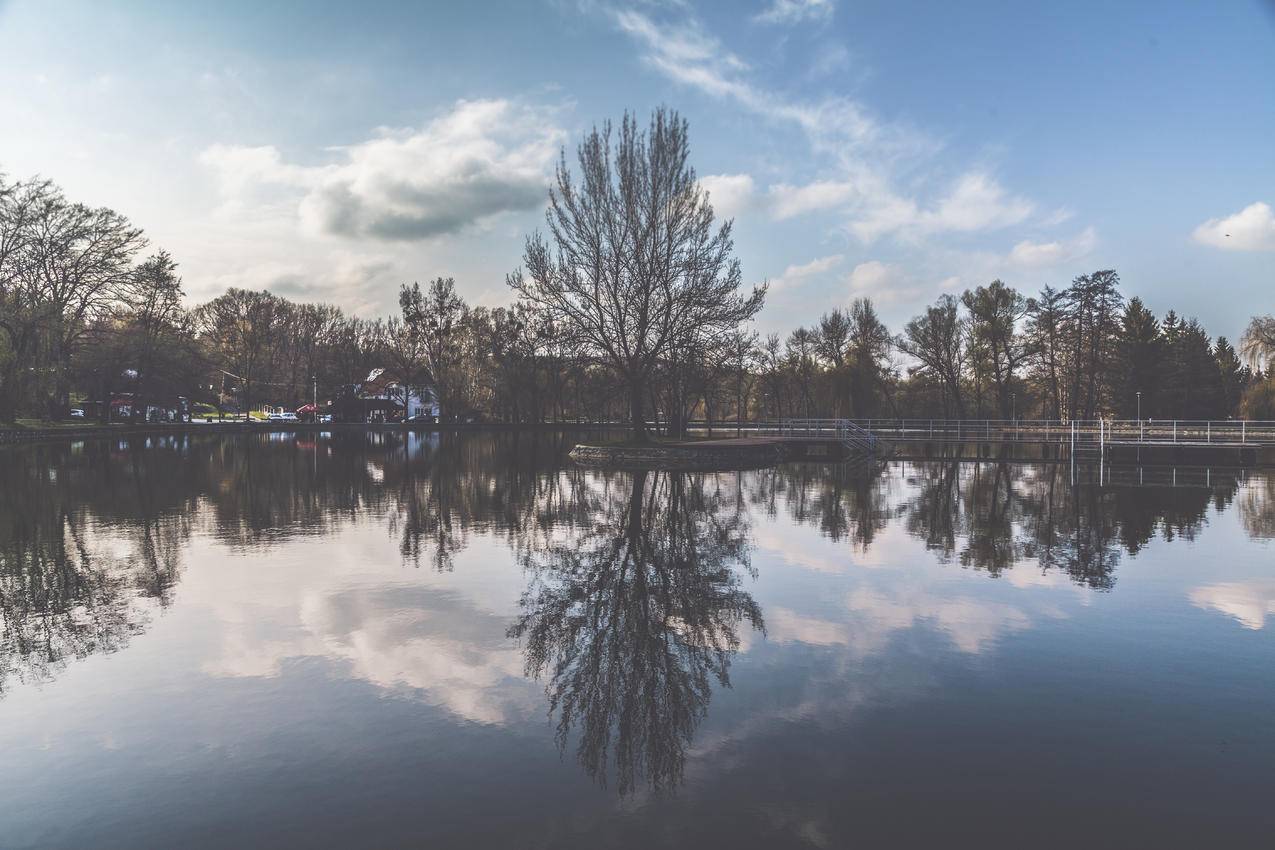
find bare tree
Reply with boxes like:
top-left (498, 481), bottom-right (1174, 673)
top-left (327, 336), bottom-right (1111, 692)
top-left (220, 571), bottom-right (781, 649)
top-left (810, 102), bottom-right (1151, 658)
top-left (898, 295), bottom-right (967, 418)
top-left (847, 297), bottom-right (892, 418)
top-left (0, 176), bottom-right (48, 421)
top-left (117, 250), bottom-right (189, 419)
top-left (21, 186), bottom-right (145, 413)
top-left (725, 329), bottom-right (759, 435)
top-left (193, 288), bottom-right (285, 416)
top-left (400, 277), bottom-right (469, 418)
top-left (785, 327), bottom-right (818, 419)
top-left (962, 280), bottom-right (1027, 419)
top-left (1240, 315), bottom-right (1275, 372)
top-left (0, 176), bottom-right (144, 418)
top-left (1024, 286), bottom-right (1066, 421)
top-left (508, 108), bottom-right (765, 442)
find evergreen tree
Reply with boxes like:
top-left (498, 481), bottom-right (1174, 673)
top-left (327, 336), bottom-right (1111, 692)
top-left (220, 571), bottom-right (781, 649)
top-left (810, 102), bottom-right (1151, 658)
top-left (1114, 297), bottom-right (1161, 419)
top-left (1165, 318), bottom-right (1221, 418)
top-left (1159, 311), bottom-right (1185, 417)
top-left (1214, 337), bottom-right (1249, 418)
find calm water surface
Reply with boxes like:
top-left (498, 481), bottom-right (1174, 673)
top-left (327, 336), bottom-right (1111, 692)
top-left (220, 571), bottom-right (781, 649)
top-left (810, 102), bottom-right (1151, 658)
top-left (2, 432), bottom-right (1274, 848)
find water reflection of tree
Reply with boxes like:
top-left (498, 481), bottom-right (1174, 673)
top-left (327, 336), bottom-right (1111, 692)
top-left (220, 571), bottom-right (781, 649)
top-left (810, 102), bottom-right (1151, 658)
top-left (894, 460), bottom-right (1239, 589)
top-left (748, 458), bottom-right (895, 549)
top-left (386, 431), bottom-right (581, 570)
top-left (508, 469), bottom-right (763, 795)
top-left (1239, 474), bottom-right (1275, 540)
top-left (0, 442), bottom-right (189, 695)
top-left (749, 454), bottom-right (1244, 589)
top-left (0, 430), bottom-right (588, 695)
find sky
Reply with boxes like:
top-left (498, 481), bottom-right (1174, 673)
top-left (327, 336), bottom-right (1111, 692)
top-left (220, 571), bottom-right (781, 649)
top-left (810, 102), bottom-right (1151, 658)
top-left (1, 0), bottom-right (1272, 339)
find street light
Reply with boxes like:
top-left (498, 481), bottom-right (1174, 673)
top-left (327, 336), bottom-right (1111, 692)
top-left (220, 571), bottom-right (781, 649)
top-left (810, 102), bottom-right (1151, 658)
top-left (1136, 390), bottom-right (1142, 421)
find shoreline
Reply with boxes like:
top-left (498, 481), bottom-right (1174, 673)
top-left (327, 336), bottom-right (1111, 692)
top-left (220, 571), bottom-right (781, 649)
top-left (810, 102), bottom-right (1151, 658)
top-left (0, 420), bottom-right (619, 446)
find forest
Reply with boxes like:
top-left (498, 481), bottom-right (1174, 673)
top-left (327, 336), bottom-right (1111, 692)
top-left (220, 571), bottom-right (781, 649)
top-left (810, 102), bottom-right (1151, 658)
top-left (3, 143), bottom-right (1274, 428)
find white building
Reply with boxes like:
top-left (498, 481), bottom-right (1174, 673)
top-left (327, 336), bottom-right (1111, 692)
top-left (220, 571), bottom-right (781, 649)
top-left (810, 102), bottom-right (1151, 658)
top-left (361, 368), bottom-right (441, 419)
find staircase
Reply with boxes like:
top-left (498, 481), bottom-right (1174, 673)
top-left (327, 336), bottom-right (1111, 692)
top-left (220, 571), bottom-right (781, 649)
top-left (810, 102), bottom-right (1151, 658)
top-left (835, 420), bottom-right (880, 455)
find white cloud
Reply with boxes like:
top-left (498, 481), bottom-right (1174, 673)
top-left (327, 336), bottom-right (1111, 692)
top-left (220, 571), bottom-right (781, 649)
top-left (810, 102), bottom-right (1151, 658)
top-left (1007, 226), bottom-right (1097, 268)
top-left (200, 98), bottom-right (563, 241)
top-left (1189, 580), bottom-right (1275, 629)
top-left (1193, 201), bottom-right (1275, 251)
top-left (612, 10), bottom-right (891, 153)
top-left (845, 260), bottom-right (924, 305)
top-left (769, 171), bottom-right (1034, 243)
top-left (753, 0), bottom-right (835, 26)
top-left (700, 173), bottom-right (757, 219)
top-left (807, 42), bottom-right (852, 78)
top-left (770, 253), bottom-right (844, 290)
top-left (769, 589), bottom-right (1036, 656)
top-left (920, 172), bottom-right (1033, 234)
top-left (769, 179), bottom-right (856, 220)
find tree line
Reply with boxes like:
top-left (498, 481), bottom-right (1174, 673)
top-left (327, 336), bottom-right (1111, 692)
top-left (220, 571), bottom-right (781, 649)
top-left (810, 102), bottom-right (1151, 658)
top-left (4, 109), bottom-right (1274, 430)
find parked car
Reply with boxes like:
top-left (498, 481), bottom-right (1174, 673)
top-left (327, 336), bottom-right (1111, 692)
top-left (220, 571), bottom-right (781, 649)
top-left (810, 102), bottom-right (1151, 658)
top-left (406, 413), bottom-right (437, 423)
top-left (69, 408), bottom-right (85, 419)
top-left (267, 412), bottom-right (299, 422)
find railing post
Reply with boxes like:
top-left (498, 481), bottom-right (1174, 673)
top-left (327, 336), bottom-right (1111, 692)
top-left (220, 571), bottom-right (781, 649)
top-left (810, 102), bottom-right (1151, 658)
top-left (1173, 421), bottom-right (1177, 444)
top-left (1242, 420), bottom-right (1246, 444)
top-left (1207, 421), bottom-right (1211, 444)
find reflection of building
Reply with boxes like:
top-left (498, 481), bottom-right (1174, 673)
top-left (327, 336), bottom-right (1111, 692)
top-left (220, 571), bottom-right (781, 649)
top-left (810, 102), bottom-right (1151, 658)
top-left (81, 393), bottom-right (190, 423)
top-left (328, 368), bottom-right (440, 423)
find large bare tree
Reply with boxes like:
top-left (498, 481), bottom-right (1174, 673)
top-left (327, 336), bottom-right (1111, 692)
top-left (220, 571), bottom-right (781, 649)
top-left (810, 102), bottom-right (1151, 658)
top-left (508, 109), bottom-right (765, 441)
top-left (1240, 315), bottom-right (1275, 371)
top-left (0, 176), bottom-right (144, 418)
top-left (898, 295), bottom-right (968, 418)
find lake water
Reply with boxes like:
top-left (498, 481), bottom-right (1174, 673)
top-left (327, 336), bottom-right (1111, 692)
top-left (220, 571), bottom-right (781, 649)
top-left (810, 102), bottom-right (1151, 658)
top-left (2, 431), bottom-right (1274, 848)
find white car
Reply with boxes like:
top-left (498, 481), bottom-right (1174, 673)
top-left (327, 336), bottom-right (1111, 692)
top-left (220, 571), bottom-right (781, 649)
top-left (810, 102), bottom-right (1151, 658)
top-left (267, 412), bottom-right (299, 422)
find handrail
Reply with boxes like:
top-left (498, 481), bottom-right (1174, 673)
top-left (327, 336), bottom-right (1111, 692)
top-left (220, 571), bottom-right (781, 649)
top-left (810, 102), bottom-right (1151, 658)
top-left (687, 418), bottom-right (1275, 447)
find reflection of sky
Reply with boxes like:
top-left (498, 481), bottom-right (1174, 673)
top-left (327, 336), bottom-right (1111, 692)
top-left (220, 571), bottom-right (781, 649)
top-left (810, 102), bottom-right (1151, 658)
top-left (1190, 580), bottom-right (1275, 630)
top-left (190, 531), bottom-right (539, 725)
top-left (3, 454), bottom-right (1275, 847)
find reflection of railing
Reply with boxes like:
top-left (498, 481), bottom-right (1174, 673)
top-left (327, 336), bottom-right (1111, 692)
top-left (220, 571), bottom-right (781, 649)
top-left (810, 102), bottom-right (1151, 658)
top-left (1102, 466), bottom-right (1252, 490)
top-left (692, 419), bottom-right (1275, 449)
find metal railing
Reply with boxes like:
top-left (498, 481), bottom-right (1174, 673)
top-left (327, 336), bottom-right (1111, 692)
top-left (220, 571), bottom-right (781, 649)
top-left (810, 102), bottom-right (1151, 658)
top-left (841, 419), bottom-right (1274, 447)
top-left (688, 419), bottom-right (1275, 447)
top-left (747, 418), bottom-right (880, 454)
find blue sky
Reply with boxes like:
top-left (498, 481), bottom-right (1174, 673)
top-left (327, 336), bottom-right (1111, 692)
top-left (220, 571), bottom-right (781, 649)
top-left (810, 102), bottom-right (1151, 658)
top-left (1, 0), bottom-right (1272, 338)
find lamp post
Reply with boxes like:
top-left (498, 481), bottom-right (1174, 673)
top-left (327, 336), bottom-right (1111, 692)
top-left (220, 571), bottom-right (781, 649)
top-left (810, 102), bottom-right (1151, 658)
top-left (1137, 391), bottom-right (1142, 443)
